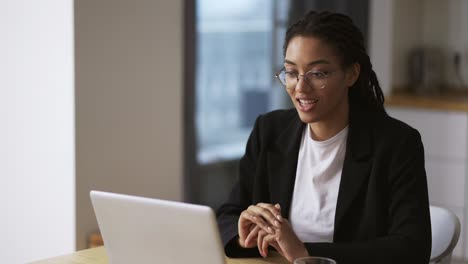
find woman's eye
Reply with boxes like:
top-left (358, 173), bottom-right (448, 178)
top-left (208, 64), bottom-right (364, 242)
top-left (310, 71), bottom-right (327, 78)
top-left (285, 71), bottom-right (297, 77)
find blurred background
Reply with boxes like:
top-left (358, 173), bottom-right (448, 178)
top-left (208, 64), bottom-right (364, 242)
top-left (2, 0), bottom-right (468, 263)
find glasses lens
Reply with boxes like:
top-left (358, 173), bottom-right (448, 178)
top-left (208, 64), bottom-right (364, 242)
top-left (277, 69), bottom-right (299, 89)
top-left (276, 70), bottom-right (287, 86)
top-left (276, 70), bottom-right (330, 89)
top-left (305, 71), bottom-right (327, 89)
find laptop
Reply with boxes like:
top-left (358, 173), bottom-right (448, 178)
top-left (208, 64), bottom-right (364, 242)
top-left (90, 190), bottom-right (227, 264)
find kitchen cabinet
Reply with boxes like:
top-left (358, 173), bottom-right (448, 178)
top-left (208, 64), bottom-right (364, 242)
top-left (387, 106), bottom-right (468, 259)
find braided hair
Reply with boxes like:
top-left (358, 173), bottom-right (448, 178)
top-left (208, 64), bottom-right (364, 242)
top-left (284, 11), bottom-right (386, 113)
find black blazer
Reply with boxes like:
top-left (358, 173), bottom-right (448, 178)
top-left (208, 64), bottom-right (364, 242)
top-left (216, 104), bottom-right (431, 264)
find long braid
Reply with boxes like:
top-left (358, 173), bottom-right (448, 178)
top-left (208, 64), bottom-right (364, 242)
top-left (284, 11), bottom-right (386, 113)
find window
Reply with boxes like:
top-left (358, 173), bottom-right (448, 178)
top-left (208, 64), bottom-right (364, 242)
top-left (186, 0), bottom-right (369, 207)
top-left (196, 0), bottom-right (290, 164)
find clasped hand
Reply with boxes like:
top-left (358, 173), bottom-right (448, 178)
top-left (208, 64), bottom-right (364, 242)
top-left (238, 203), bottom-right (309, 262)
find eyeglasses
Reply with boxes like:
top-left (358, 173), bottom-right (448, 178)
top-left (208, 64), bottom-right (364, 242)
top-left (275, 68), bottom-right (336, 90)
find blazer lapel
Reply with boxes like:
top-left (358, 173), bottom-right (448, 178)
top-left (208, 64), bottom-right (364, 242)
top-left (267, 114), bottom-right (305, 218)
top-left (265, 105), bottom-right (374, 227)
top-left (334, 105), bottom-right (373, 235)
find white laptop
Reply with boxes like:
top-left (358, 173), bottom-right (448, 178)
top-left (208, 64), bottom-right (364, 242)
top-left (90, 190), bottom-right (226, 264)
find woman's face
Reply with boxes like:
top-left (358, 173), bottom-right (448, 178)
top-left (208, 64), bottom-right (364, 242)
top-left (283, 36), bottom-right (359, 125)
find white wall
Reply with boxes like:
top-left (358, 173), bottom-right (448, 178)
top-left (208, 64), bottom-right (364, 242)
top-left (0, 0), bottom-right (75, 263)
top-left (369, 0), bottom-right (394, 95)
top-left (74, 0), bottom-right (184, 250)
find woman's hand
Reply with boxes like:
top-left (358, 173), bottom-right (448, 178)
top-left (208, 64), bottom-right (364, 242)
top-left (238, 203), bottom-right (283, 248)
top-left (256, 219), bottom-right (309, 262)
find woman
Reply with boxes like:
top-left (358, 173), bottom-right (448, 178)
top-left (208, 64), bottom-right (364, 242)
top-left (216, 11), bottom-right (431, 264)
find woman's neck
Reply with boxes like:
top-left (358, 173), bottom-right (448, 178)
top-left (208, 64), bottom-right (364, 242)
top-left (308, 104), bottom-right (349, 141)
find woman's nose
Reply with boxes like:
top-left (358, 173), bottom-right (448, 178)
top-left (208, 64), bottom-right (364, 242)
top-left (294, 76), bottom-right (311, 92)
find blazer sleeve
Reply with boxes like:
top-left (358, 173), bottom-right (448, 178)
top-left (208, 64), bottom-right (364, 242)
top-left (216, 115), bottom-right (263, 258)
top-left (303, 129), bottom-right (431, 264)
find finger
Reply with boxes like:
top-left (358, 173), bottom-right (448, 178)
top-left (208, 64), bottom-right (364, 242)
top-left (257, 230), bottom-right (267, 257)
top-left (262, 234), bottom-right (271, 257)
top-left (238, 211), bottom-right (257, 244)
top-left (257, 203), bottom-right (282, 222)
top-left (248, 204), bottom-right (280, 229)
top-left (239, 211), bottom-right (257, 232)
top-left (250, 214), bottom-right (274, 234)
top-left (256, 203), bottom-right (283, 225)
top-left (240, 210), bottom-right (256, 222)
top-left (244, 225), bottom-right (260, 248)
top-left (275, 203), bottom-right (283, 221)
top-left (270, 241), bottom-right (285, 256)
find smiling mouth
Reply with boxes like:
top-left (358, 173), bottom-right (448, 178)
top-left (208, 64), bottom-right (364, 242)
top-left (297, 98), bottom-right (319, 106)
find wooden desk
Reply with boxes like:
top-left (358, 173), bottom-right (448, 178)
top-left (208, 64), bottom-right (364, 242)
top-left (30, 246), bottom-right (289, 264)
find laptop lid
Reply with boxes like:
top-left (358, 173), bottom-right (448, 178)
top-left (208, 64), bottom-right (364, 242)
top-left (90, 190), bottom-right (226, 264)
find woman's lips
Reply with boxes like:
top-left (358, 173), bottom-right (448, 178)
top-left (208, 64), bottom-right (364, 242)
top-left (296, 98), bottom-right (319, 112)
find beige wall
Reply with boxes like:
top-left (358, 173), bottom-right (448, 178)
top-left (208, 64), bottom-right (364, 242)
top-left (391, 0), bottom-right (423, 89)
top-left (75, 0), bottom-right (183, 250)
top-left (370, 0), bottom-right (468, 93)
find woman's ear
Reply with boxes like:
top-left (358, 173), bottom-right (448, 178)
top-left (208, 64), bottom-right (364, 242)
top-left (346, 63), bottom-right (360, 87)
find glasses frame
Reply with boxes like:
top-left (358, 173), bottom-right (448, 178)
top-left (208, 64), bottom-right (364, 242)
top-left (275, 68), bottom-right (337, 90)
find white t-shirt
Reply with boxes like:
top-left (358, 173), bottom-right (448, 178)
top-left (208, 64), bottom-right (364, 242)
top-left (289, 124), bottom-right (348, 243)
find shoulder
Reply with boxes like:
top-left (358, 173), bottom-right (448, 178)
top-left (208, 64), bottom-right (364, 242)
top-left (367, 110), bottom-right (423, 151)
top-left (257, 108), bottom-right (298, 128)
top-left (377, 112), bottom-right (420, 139)
top-left (351, 105), bottom-right (420, 138)
top-left (251, 108), bottom-right (302, 147)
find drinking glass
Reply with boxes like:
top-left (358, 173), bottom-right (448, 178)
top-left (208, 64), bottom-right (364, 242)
top-left (294, 256), bottom-right (337, 264)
